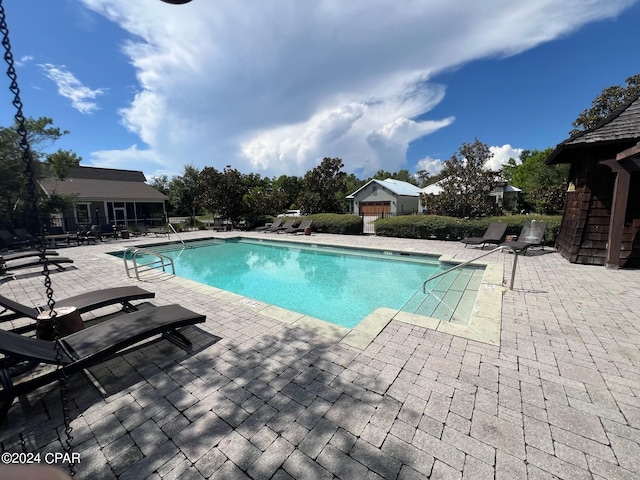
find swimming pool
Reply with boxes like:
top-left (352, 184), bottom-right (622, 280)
top-left (115, 238), bottom-right (484, 329)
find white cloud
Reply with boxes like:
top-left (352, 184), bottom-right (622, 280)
top-left (415, 156), bottom-right (445, 177)
top-left (88, 144), bottom-right (167, 180)
top-left (486, 145), bottom-right (523, 171)
top-left (78, 0), bottom-right (634, 177)
top-left (39, 63), bottom-right (107, 114)
top-left (16, 55), bottom-right (33, 67)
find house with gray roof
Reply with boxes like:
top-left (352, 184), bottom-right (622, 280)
top-left (39, 166), bottom-right (168, 231)
top-left (346, 178), bottom-right (422, 217)
top-left (546, 92), bottom-right (640, 268)
top-left (420, 179), bottom-right (522, 211)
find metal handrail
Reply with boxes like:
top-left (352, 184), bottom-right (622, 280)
top-left (168, 223), bottom-right (185, 246)
top-left (423, 245), bottom-right (518, 292)
top-left (123, 247), bottom-right (175, 280)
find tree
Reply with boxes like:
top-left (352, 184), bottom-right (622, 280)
top-left (570, 74), bottom-right (640, 136)
top-left (272, 175), bottom-right (303, 209)
top-left (415, 169), bottom-right (430, 188)
top-left (503, 148), bottom-right (569, 214)
top-left (420, 138), bottom-right (499, 218)
top-left (45, 149), bottom-right (82, 180)
top-left (0, 117), bottom-right (79, 229)
top-left (244, 186), bottom-right (289, 217)
top-left (149, 175), bottom-right (170, 196)
top-left (370, 169), bottom-right (418, 185)
top-left (296, 157), bottom-right (347, 214)
top-left (199, 165), bottom-right (250, 225)
top-left (168, 164), bottom-right (202, 216)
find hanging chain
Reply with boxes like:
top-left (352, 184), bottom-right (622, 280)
top-left (0, 2), bottom-right (75, 476)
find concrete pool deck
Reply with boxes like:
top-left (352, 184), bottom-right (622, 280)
top-left (1, 230), bottom-right (639, 479)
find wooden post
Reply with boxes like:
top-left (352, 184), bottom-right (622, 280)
top-left (603, 162), bottom-right (630, 269)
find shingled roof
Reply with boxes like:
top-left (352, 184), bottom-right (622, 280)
top-left (39, 166), bottom-right (168, 202)
top-left (546, 92), bottom-right (640, 164)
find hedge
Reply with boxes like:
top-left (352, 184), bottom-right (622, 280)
top-left (374, 214), bottom-right (562, 243)
top-left (302, 213), bottom-right (363, 235)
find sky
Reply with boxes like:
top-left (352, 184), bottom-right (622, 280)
top-left (1, 0), bottom-right (638, 182)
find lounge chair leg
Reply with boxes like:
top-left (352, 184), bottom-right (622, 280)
top-left (121, 301), bottom-right (139, 312)
top-left (162, 329), bottom-right (192, 349)
top-left (0, 396), bottom-right (14, 426)
top-left (0, 369), bottom-right (16, 426)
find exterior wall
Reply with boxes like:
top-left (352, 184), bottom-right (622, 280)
top-left (555, 159), bottom-right (640, 266)
top-left (396, 195), bottom-right (419, 215)
top-left (557, 160), bottom-right (612, 265)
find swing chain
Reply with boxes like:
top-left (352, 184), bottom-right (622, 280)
top-left (0, 2), bottom-right (75, 476)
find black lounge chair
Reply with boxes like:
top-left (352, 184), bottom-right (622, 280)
top-left (499, 221), bottom-right (547, 255)
top-left (211, 217), bottom-right (226, 232)
top-left (1, 250), bottom-right (59, 261)
top-left (280, 219), bottom-right (313, 234)
top-left (460, 222), bottom-right (507, 248)
top-left (255, 217), bottom-right (283, 232)
top-left (0, 255), bottom-right (73, 275)
top-left (0, 229), bottom-right (31, 250)
top-left (76, 225), bottom-right (100, 244)
top-left (99, 224), bottom-right (117, 239)
top-left (0, 286), bottom-right (156, 333)
top-left (0, 304), bottom-right (206, 424)
top-left (12, 229), bottom-right (36, 248)
top-left (269, 218), bottom-right (295, 233)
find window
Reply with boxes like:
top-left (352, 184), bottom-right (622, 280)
top-left (75, 203), bottom-right (90, 224)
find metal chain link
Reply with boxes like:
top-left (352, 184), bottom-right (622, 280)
top-left (0, 2), bottom-right (74, 476)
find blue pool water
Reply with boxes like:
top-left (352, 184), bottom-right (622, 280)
top-left (116, 239), bottom-right (482, 329)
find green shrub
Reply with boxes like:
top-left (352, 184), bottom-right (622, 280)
top-left (306, 213), bottom-right (363, 235)
top-left (374, 214), bottom-right (562, 243)
top-left (253, 215), bottom-right (276, 229)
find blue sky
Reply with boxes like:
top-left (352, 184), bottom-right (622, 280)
top-left (2, 0), bottom-right (638, 181)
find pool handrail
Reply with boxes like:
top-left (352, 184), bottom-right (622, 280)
top-left (422, 245), bottom-right (519, 293)
top-left (168, 223), bottom-right (186, 246)
top-left (123, 247), bottom-right (176, 280)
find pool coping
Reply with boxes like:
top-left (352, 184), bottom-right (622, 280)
top-left (108, 237), bottom-right (504, 349)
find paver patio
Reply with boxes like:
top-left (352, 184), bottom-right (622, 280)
top-left (1, 230), bottom-right (639, 479)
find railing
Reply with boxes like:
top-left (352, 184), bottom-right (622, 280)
top-left (423, 245), bottom-right (519, 292)
top-left (167, 223), bottom-right (186, 246)
top-left (123, 247), bottom-right (175, 281)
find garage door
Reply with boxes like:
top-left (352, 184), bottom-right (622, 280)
top-left (359, 202), bottom-right (390, 216)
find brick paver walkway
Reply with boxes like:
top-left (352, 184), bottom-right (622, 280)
top-left (1, 231), bottom-right (639, 479)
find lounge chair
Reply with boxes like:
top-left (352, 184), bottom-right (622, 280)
top-left (1, 250), bottom-right (59, 261)
top-left (0, 230), bottom-right (31, 250)
top-left (12, 229), bottom-right (36, 248)
top-left (0, 286), bottom-right (156, 333)
top-left (269, 219), bottom-right (294, 233)
top-left (280, 219), bottom-right (313, 234)
top-left (0, 255), bottom-right (73, 275)
top-left (211, 217), bottom-right (226, 232)
top-left (499, 221), bottom-right (547, 254)
top-left (460, 222), bottom-right (507, 248)
top-left (77, 225), bottom-right (100, 244)
top-left (99, 224), bottom-right (117, 239)
top-left (255, 217), bottom-right (283, 232)
top-left (0, 304), bottom-right (206, 424)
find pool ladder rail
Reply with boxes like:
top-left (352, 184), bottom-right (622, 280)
top-left (422, 245), bottom-right (519, 293)
top-left (123, 247), bottom-right (176, 281)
